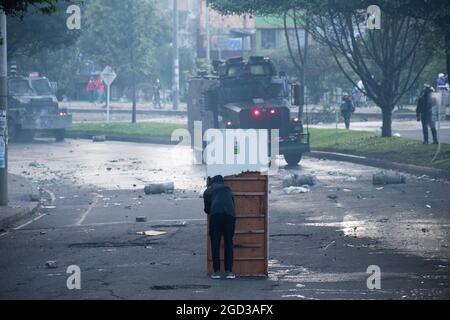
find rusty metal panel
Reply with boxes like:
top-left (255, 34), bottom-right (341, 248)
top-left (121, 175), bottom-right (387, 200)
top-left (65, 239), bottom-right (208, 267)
top-left (207, 172), bottom-right (268, 277)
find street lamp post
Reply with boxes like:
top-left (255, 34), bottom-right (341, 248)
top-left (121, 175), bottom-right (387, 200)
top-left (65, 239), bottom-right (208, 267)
top-left (0, 10), bottom-right (8, 206)
top-left (172, 0), bottom-right (179, 111)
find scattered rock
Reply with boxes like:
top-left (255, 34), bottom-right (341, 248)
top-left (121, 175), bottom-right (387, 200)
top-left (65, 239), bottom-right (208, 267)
top-left (327, 194), bottom-right (338, 200)
top-left (29, 161), bottom-right (44, 168)
top-left (283, 174), bottom-right (316, 188)
top-left (136, 216), bottom-right (147, 223)
top-left (29, 192), bottom-right (41, 202)
top-left (45, 261), bottom-right (58, 269)
top-left (283, 186), bottom-right (310, 194)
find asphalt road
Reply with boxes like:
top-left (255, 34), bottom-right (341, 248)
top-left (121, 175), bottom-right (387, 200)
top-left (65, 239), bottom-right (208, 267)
top-left (0, 139), bottom-right (449, 299)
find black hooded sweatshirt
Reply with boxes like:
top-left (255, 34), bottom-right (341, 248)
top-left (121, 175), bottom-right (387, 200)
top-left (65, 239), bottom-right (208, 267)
top-left (203, 176), bottom-right (236, 217)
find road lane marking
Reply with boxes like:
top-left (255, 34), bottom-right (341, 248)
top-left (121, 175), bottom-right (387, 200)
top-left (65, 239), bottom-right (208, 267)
top-left (41, 188), bottom-right (56, 203)
top-left (13, 213), bottom-right (48, 231)
top-left (62, 218), bottom-right (204, 228)
top-left (75, 195), bottom-right (99, 226)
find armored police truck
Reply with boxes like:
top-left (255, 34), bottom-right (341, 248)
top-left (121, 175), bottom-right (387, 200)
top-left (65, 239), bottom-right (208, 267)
top-left (187, 56), bottom-right (310, 166)
top-left (8, 75), bottom-right (72, 142)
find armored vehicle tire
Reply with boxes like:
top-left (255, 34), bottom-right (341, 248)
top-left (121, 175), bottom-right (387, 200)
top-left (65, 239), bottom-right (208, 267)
top-left (8, 119), bottom-right (18, 141)
top-left (284, 153), bottom-right (303, 166)
top-left (17, 130), bottom-right (35, 142)
top-left (54, 129), bottom-right (66, 142)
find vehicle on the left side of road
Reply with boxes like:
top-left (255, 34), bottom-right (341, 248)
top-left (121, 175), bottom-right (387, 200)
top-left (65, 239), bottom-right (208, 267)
top-left (7, 74), bottom-right (72, 142)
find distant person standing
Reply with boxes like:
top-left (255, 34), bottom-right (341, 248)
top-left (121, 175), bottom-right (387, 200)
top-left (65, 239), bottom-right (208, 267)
top-left (153, 79), bottom-right (162, 109)
top-left (436, 73), bottom-right (448, 92)
top-left (416, 85), bottom-right (438, 145)
top-left (86, 76), bottom-right (96, 103)
top-left (96, 77), bottom-right (105, 106)
top-left (340, 95), bottom-right (355, 129)
top-left (203, 175), bottom-right (236, 280)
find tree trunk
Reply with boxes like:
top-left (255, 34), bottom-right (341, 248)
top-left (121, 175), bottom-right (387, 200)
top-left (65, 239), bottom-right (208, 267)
top-left (381, 107), bottom-right (393, 137)
top-left (132, 73), bottom-right (136, 124)
top-left (446, 31), bottom-right (450, 81)
top-left (298, 68), bottom-right (305, 119)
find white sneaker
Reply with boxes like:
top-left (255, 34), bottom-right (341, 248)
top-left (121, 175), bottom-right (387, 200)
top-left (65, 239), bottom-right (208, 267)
top-left (225, 272), bottom-right (236, 279)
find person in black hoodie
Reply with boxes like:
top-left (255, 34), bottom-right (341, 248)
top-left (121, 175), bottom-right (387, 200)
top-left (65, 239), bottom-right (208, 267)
top-left (203, 175), bottom-right (236, 279)
top-left (416, 85), bottom-right (438, 145)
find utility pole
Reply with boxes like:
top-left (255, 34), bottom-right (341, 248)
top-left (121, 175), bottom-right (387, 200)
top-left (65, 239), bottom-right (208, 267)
top-left (0, 10), bottom-right (7, 206)
top-left (172, 0), bottom-right (179, 110)
top-left (205, 2), bottom-right (210, 62)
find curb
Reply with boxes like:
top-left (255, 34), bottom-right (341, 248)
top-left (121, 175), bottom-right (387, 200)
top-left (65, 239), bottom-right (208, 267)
top-left (0, 202), bottom-right (41, 230)
top-left (308, 151), bottom-right (450, 180)
top-left (66, 132), bottom-right (177, 145)
top-left (68, 108), bottom-right (187, 117)
top-left (67, 108), bottom-right (422, 121)
top-left (0, 186), bottom-right (55, 231)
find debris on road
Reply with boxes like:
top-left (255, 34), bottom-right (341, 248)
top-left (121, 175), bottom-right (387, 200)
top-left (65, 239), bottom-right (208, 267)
top-left (144, 182), bottom-right (175, 195)
top-left (137, 230), bottom-right (167, 236)
top-left (92, 135), bottom-right (106, 142)
top-left (327, 194), bottom-right (338, 200)
top-left (426, 205), bottom-right (432, 209)
top-left (29, 161), bottom-right (44, 168)
top-left (136, 216), bottom-right (147, 223)
top-left (29, 192), bottom-right (41, 202)
top-left (283, 174), bottom-right (316, 188)
top-left (373, 171), bottom-right (406, 185)
top-left (283, 186), bottom-right (310, 194)
top-left (323, 240), bottom-right (336, 250)
top-left (45, 261), bottom-right (58, 269)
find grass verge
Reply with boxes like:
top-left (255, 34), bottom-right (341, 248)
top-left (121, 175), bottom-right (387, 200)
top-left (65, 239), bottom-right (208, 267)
top-left (309, 128), bottom-right (450, 171)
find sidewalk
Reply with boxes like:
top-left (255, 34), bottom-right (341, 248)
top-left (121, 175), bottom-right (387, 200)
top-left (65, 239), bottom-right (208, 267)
top-left (60, 101), bottom-right (187, 113)
top-left (0, 174), bottom-right (40, 230)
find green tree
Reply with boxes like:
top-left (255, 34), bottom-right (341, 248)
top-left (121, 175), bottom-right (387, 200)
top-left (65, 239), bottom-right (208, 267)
top-left (0, 0), bottom-right (62, 16)
top-left (209, 0), bottom-right (440, 137)
top-left (7, 4), bottom-right (81, 58)
top-left (81, 0), bottom-right (171, 123)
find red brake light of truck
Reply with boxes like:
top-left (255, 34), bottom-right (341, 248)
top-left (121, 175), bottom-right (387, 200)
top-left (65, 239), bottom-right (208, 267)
top-left (251, 107), bottom-right (262, 118)
top-left (268, 108), bottom-right (277, 116)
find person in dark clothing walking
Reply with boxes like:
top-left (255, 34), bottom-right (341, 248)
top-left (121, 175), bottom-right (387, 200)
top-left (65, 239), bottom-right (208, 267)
top-left (203, 175), bottom-right (236, 279)
top-left (417, 85), bottom-right (438, 145)
top-left (340, 95), bottom-right (355, 129)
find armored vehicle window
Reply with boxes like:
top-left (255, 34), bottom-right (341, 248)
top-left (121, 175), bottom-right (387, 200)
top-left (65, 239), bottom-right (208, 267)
top-left (250, 64), bottom-right (268, 76)
top-left (227, 64), bottom-right (244, 77)
top-left (9, 79), bottom-right (33, 96)
top-left (31, 78), bottom-right (53, 96)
